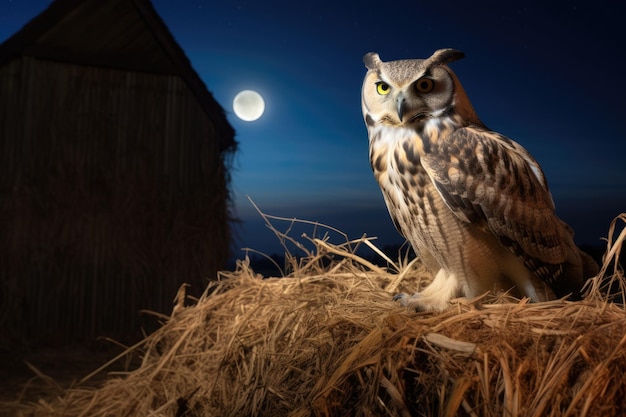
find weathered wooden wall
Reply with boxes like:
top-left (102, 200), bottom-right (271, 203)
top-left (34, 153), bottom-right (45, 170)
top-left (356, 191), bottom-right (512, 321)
top-left (0, 56), bottom-right (234, 346)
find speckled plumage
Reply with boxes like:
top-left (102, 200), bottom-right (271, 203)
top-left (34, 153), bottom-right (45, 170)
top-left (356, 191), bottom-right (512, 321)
top-left (361, 49), bottom-right (598, 311)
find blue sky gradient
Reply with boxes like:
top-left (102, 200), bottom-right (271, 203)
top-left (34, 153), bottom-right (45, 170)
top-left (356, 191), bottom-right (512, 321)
top-left (2, 1), bottom-right (624, 257)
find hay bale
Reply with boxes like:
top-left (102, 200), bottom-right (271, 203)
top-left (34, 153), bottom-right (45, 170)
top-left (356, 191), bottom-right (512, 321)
top-left (5, 216), bottom-right (626, 417)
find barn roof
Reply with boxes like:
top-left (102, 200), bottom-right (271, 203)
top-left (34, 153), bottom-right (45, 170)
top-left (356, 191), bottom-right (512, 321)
top-left (0, 0), bottom-right (236, 152)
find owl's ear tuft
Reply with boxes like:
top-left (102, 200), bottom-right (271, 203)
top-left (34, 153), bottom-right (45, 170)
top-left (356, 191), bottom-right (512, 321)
top-left (429, 49), bottom-right (465, 66)
top-left (363, 52), bottom-right (382, 70)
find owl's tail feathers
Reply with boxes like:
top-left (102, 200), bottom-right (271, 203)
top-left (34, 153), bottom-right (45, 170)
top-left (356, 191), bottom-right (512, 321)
top-left (579, 248), bottom-right (600, 280)
top-left (555, 213), bottom-right (626, 304)
top-left (553, 243), bottom-right (586, 301)
top-left (555, 218), bottom-right (600, 300)
top-left (580, 214), bottom-right (626, 304)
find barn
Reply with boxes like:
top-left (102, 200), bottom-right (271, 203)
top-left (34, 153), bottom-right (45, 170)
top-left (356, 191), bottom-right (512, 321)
top-left (0, 0), bottom-right (237, 347)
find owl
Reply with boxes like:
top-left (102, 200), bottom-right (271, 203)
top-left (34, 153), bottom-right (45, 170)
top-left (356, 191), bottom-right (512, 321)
top-left (361, 49), bottom-right (598, 311)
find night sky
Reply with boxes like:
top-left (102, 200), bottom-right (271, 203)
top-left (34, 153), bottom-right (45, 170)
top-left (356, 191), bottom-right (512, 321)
top-left (1, 1), bottom-right (625, 258)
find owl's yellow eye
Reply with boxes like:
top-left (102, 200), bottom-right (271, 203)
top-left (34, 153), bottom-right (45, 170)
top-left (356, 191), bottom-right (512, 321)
top-left (415, 78), bottom-right (435, 93)
top-left (376, 82), bottom-right (391, 95)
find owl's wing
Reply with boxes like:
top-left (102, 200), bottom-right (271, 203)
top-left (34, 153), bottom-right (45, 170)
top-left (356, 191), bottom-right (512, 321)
top-left (420, 126), bottom-right (572, 291)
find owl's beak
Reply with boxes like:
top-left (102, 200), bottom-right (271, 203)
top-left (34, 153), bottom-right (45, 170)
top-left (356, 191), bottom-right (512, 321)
top-left (396, 94), bottom-right (407, 122)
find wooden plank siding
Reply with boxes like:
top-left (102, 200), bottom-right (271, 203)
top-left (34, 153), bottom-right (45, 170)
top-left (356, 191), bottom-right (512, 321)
top-left (0, 56), bottom-right (234, 345)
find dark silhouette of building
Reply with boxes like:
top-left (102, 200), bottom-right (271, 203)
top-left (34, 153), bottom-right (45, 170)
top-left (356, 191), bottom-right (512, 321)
top-left (0, 0), bottom-right (237, 346)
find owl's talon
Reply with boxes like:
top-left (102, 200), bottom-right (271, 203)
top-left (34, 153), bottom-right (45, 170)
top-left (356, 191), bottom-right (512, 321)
top-left (392, 293), bottom-right (407, 302)
top-left (393, 292), bottom-right (416, 307)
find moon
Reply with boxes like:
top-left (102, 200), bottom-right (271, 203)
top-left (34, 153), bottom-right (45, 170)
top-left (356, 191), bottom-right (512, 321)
top-left (233, 90), bottom-right (265, 121)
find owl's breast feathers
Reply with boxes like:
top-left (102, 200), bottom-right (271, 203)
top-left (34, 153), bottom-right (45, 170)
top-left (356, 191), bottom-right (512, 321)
top-left (371, 123), bottom-right (589, 297)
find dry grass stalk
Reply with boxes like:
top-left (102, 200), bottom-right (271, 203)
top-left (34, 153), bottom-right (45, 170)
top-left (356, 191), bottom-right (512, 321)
top-left (4, 213), bottom-right (626, 417)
